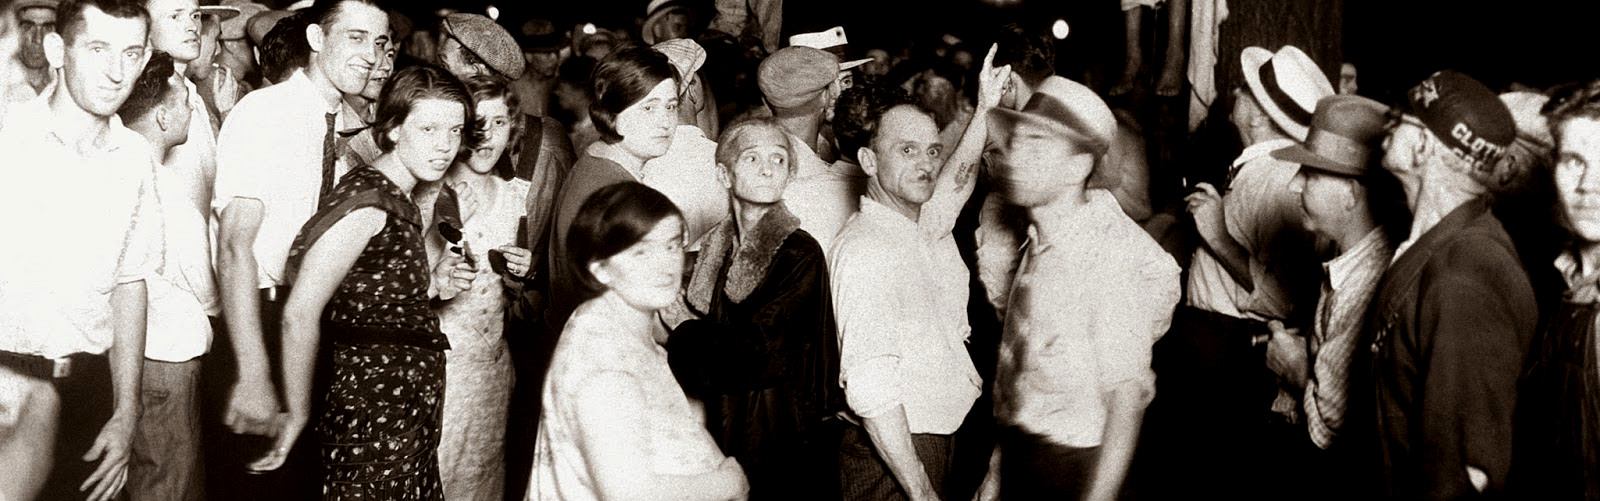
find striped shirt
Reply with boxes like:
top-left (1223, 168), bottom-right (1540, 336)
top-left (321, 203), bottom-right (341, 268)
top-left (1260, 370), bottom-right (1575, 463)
top-left (1304, 228), bottom-right (1392, 448)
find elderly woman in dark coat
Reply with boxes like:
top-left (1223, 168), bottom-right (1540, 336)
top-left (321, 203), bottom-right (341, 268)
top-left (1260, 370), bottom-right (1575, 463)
top-left (666, 118), bottom-right (843, 501)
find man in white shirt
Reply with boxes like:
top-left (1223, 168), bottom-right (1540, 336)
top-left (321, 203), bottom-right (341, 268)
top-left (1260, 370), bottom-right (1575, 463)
top-left (973, 75), bottom-right (1181, 501)
top-left (831, 103), bottom-right (981, 501)
top-left (2, 0), bottom-right (56, 105)
top-left (0, 1), bottom-right (158, 499)
top-left (760, 46), bottom-right (858, 257)
top-left (210, 0), bottom-right (385, 496)
top-left (118, 50), bottom-right (218, 501)
top-left (1148, 45), bottom-right (1332, 497)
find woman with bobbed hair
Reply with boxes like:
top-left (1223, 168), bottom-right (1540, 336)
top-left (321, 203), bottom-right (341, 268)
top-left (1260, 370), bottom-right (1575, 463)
top-left (412, 73), bottom-right (535, 501)
top-left (530, 182), bottom-right (749, 501)
top-left (545, 46), bottom-right (681, 332)
top-left (249, 64), bottom-right (473, 500)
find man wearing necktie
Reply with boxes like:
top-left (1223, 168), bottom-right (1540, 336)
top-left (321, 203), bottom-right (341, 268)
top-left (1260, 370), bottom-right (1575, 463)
top-left (208, 0), bottom-right (388, 498)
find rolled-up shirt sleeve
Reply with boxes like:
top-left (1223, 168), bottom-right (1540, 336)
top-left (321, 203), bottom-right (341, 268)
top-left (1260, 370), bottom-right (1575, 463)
top-left (115, 160), bottom-right (165, 286)
top-left (832, 239), bottom-right (906, 420)
top-left (212, 97), bottom-right (271, 215)
top-left (1096, 232), bottom-right (1181, 396)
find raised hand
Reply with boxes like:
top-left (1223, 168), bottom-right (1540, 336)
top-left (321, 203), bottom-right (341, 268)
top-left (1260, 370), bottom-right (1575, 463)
top-left (976, 43), bottom-right (1013, 112)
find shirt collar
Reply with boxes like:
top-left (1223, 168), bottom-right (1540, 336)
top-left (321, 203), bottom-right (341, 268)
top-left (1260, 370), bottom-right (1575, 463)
top-left (858, 195), bottom-right (920, 235)
top-left (1326, 227), bottom-right (1390, 289)
top-left (26, 87), bottom-right (130, 155)
top-left (788, 132), bottom-right (828, 179)
top-left (1554, 250), bottom-right (1600, 304)
top-left (1232, 138), bottom-right (1298, 172)
top-left (284, 69), bottom-right (341, 115)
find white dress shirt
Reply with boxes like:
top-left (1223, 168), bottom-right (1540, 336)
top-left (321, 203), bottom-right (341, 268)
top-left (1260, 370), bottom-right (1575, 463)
top-left (1186, 138), bottom-right (1303, 320)
top-left (783, 134), bottom-right (868, 259)
top-left (0, 92), bottom-right (164, 358)
top-left (641, 125), bottom-right (730, 249)
top-left (991, 190), bottom-right (1181, 447)
top-left (212, 70), bottom-right (344, 287)
top-left (831, 196), bottom-right (980, 435)
top-left (145, 143), bottom-right (220, 363)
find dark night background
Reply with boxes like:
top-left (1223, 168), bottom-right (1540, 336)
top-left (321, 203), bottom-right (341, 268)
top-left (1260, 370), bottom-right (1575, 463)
top-left (279, 0), bottom-right (1600, 99)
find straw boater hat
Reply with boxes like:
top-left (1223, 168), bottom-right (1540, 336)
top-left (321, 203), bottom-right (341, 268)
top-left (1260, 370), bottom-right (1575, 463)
top-left (652, 38), bottom-right (706, 95)
top-left (197, 0), bottom-right (241, 24)
top-left (987, 75), bottom-right (1117, 158)
top-left (1271, 95), bottom-right (1389, 177)
top-left (1241, 45), bottom-right (1335, 142)
top-left (788, 26), bottom-right (872, 72)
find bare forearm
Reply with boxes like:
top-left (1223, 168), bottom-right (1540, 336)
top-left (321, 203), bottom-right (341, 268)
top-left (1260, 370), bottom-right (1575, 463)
top-left (278, 312), bottom-right (320, 420)
top-left (862, 406), bottom-right (939, 501)
top-left (108, 281), bottom-right (148, 418)
top-left (1088, 383), bottom-right (1146, 501)
top-left (920, 108), bottom-right (988, 239)
top-left (1202, 232), bottom-right (1254, 292)
top-left (219, 245), bottom-right (271, 380)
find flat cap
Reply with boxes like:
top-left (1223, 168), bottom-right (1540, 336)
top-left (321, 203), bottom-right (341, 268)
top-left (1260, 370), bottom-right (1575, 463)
top-left (758, 46), bottom-right (838, 110)
top-left (443, 13), bottom-right (525, 80)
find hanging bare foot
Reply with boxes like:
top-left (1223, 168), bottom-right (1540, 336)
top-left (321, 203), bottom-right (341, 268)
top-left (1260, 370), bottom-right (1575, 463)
top-left (1112, 55), bottom-right (1141, 96)
top-left (1113, 8), bottom-right (1143, 97)
top-left (1156, 0), bottom-right (1189, 97)
top-left (1155, 57), bottom-right (1184, 97)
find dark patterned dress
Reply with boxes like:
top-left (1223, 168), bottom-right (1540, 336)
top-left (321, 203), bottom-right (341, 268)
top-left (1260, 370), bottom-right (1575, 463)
top-left (288, 165), bottom-right (451, 500)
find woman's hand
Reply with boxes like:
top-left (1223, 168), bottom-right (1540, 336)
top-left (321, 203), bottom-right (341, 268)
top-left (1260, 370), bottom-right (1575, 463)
top-left (433, 252), bottom-right (476, 300)
top-left (245, 410), bottom-right (307, 473)
top-left (495, 245), bottom-right (533, 278)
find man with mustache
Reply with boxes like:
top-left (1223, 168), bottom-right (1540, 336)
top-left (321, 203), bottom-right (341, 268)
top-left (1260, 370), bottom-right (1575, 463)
top-left (831, 100), bottom-right (981, 500)
top-left (209, 0), bottom-right (385, 498)
top-left (0, 1), bottom-right (158, 499)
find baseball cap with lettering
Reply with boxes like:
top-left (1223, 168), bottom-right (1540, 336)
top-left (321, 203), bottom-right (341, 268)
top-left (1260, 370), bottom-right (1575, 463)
top-left (1398, 70), bottom-right (1516, 186)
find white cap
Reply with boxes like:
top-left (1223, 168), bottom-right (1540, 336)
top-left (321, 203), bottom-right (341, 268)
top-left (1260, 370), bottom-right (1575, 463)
top-left (788, 26), bottom-right (872, 71)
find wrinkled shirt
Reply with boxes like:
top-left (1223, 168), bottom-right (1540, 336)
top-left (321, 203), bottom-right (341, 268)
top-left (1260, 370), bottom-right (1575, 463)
top-left (0, 93), bottom-right (164, 358)
top-left (992, 190), bottom-right (1180, 447)
top-left (641, 125), bottom-right (729, 249)
top-left (831, 196), bottom-right (980, 434)
top-left (213, 70), bottom-right (345, 287)
top-left (1187, 138), bottom-right (1305, 320)
top-left (784, 135), bottom-right (868, 259)
top-left (146, 145), bottom-right (220, 363)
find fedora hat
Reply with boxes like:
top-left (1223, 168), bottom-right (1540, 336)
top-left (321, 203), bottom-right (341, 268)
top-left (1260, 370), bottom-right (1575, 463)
top-left (1242, 45), bottom-right (1334, 142)
top-left (1271, 95), bottom-right (1388, 177)
top-left (987, 75), bottom-right (1116, 157)
top-left (789, 26), bottom-right (873, 71)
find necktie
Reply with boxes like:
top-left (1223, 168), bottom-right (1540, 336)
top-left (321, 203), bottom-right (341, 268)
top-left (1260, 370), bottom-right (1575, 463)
top-left (319, 112), bottom-right (337, 203)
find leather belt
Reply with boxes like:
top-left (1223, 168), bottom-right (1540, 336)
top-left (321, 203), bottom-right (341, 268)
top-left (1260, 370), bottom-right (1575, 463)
top-left (261, 285), bottom-right (292, 303)
top-left (0, 350), bottom-right (80, 379)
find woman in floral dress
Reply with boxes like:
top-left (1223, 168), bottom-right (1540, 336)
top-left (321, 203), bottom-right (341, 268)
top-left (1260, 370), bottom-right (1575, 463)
top-left (416, 74), bottom-right (534, 501)
top-left (251, 65), bottom-right (474, 500)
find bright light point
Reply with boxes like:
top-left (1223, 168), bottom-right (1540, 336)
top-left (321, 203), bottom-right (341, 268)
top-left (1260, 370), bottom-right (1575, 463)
top-left (1052, 19), bottom-right (1070, 39)
top-left (486, 5), bottom-right (499, 20)
top-left (581, 23), bottom-right (597, 35)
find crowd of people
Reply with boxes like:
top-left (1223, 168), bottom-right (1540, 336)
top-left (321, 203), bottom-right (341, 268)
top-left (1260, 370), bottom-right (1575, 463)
top-left (0, 0), bottom-right (1596, 500)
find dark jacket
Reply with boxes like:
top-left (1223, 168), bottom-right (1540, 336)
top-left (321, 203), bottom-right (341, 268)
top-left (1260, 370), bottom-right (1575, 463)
top-left (1510, 267), bottom-right (1600, 500)
top-left (668, 205), bottom-right (843, 499)
top-left (1365, 197), bottom-right (1538, 500)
